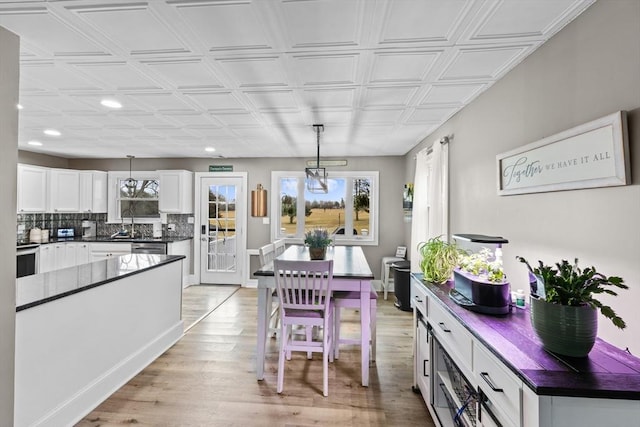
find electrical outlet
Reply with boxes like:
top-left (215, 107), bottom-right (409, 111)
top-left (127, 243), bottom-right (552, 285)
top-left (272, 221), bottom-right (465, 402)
top-left (167, 223), bottom-right (176, 231)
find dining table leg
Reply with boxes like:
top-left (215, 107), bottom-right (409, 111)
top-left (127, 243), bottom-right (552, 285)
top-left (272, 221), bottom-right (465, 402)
top-left (256, 285), bottom-right (270, 380)
top-left (360, 280), bottom-right (370, 387)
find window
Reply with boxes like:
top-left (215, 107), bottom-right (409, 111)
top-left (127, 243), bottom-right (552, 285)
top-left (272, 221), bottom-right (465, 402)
top-left (271, 171), bottom-right (378, 245)
top-left (108, 172), bottom-right (159, 223)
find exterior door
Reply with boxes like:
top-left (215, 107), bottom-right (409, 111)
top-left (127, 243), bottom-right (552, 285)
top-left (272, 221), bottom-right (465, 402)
top-left (199, 176), bottom-right (245, 284)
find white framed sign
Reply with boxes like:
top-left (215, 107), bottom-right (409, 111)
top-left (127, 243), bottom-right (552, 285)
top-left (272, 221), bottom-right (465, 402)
top-left (497, 111), bottom-right (629, 195)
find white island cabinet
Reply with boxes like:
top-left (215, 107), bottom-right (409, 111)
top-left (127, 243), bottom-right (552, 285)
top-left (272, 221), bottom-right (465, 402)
top-left (411, 274), bottom-right (640, 427)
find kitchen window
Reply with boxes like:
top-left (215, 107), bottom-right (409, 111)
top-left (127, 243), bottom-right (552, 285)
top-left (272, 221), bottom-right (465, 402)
top-left (107, 172), bottom-right (160, 223)
top-left (271, 171), bottom-right (378, 245)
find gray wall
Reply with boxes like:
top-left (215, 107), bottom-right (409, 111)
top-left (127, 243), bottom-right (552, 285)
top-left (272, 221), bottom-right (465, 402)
top-left (63, 155), bottom-right (407, 278)
top-left (405, 0), bottom-right (640, 354)
top-left (1, 25), bottom-right (19, 425)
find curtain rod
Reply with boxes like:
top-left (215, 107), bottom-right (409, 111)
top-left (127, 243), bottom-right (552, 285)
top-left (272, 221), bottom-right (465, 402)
top-left (418, 135), bottom-right (450, 157)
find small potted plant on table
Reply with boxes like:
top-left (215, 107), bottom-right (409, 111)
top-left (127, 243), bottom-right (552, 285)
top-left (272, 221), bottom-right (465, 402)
top-left (517, 256), bottom-right (628, 357)
top-left (417, 236), bottom-right (464, 284)
top-left (304, 228), bottom-right (332, 260)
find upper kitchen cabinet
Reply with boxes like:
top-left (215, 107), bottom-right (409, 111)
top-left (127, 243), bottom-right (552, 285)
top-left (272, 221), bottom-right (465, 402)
top-left (17, 164), bottom-right (48, 213)
top-left (158, 170), bottom-right (193, 214)
top-left (48, 168), bottom-right (80, 213)
top-left (79, 171), bottom-right (107, 213)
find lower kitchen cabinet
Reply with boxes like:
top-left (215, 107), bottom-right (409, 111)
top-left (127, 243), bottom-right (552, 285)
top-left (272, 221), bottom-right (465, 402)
top-left (90, 242), bottom-right (132, 262)
top-left (411, 274), bottom-right (640, 427)
top-left (39, 242), bottom-right (92, 273)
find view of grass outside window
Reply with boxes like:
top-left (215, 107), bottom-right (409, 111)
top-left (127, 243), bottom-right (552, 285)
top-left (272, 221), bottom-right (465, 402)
top-left (276, 172), bottom-right (375, 242)
top-left (118, 178), bottom-right (159, 219)
top-left (208, 185), bottom-right (236, 239)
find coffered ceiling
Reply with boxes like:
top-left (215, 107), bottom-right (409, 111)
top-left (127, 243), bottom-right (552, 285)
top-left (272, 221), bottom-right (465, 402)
top-left (1, 0), bottom-right (595, 159)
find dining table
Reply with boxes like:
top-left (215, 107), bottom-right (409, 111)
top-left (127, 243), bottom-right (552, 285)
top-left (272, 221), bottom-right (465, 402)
top-left (254, 244), bottom-right (375, 386)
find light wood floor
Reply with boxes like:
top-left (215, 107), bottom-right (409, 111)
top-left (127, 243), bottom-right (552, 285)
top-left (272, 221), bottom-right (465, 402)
top-left (77, 286), bottom-right (434, 426)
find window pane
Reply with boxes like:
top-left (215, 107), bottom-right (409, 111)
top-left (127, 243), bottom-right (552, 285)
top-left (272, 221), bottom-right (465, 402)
top-left (119, 179), bottom-right (158, 199)
top-left (304, 178), bottom-right (346, 234)
top-left (279, 177), bottom-right (298, 237)
top-left (353, 178), bottom-right (371, 237)
top-left (120, 200), bottom-right (159, 218)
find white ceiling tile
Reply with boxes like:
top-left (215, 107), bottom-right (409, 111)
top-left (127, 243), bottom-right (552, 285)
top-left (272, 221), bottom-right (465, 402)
top-left (184, 92), bottom-right (246, 112)
top-left (370, 51), bottom-right (441, 83)
top-left (170, 1), bottom-right (272, 51)
top-left (406, 107), bottom-right (457, 124)
top-left (420, 83), bottom-right (486, 105)
top-left (309, 110), bottom-right (352, 126)
top-left (378, 0), bottom-right (469, 44)
top-left (261, 111), bottom-right (307, 126)
top-left (216, 56), bottom-right (288, 88)
top-left (281, 0), bottom-right (362, 48)
top-left (141, 59), bottom-right (223, 89)
top-left (212, 113), bottom-right (261, 127)
top-left (440, 46), bottom-right (529, 80)
top-left (124, 93), bottom-right (195, 112)
top-left (71, 62), bottom-right (161, 90)
top-left (363, 86), bottom-right (419, 107)
top-left (244, 90), bottom-right (298, 111)
top-left (358, 109), bottom-right (403, 125)
top-left (21, 63), bottom-right (99, 91)
top-left (68, 3), bottom-right (189, 55)
top-left (293, 54), bottom-right (358, 85)
top-left (301, 88), bottom-right (355, 109)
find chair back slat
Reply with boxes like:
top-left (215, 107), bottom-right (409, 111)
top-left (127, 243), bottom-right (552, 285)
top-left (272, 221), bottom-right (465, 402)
top-left (273, 239), bottom-right (286, 256)
top-left (259, 243), bottom-right (276, 266)
top-left (274, 259), bottom-right (334, 312)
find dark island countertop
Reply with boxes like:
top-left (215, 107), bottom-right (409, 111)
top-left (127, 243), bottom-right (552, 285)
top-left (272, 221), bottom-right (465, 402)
top-left (16, 254), bottom-right (185, 312)
top-left (412, 273), bottom-right (640, 400)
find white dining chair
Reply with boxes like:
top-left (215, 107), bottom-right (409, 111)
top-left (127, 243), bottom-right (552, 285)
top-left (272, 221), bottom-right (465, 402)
top-left (273, 238), bottom-right (286, 256)
top-left (259, 243), bottom-right (279, 337)
top-left (274, 259), bottom-right (335, 396)
top-left (332, 286), bottom-right (377, 362)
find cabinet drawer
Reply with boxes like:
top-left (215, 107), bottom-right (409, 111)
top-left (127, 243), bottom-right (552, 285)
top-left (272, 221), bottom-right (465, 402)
top-left (428, 300), bottom-right (473, 377)
top-left (416, 320), bottom-right (430, 400)
top-left (411, 278), bottom-right (428, 317)
top-left (475, 344), bottom-right (522, 426)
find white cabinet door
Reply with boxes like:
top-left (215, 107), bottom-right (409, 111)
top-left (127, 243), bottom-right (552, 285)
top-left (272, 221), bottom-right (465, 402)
top-left (17, 164), bottom-right (48, 213)
top-left (49, 169), bottom-right (80, 212)
top-left (90, 242), bottom-right (131, 262)
top-left (158, 170), bottom-right (193, 214)
top-left (168, 239), bottom-right (192, 286)
top-left (79, 171), bottom-right (107, 213)
top-left (38, 244), bottom-right (55, 273)
top-left (416, 320), bottom-right (431, 402)
top-left (77, 242), bottom-right (90, 265)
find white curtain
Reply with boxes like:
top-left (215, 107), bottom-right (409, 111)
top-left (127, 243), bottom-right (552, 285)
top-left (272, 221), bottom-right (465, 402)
top-left (410, 141), bottom-right (448, 271)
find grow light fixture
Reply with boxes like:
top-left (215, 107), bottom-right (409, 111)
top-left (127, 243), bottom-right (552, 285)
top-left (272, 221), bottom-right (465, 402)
top-left (305, 124), bottom-right (328, 194)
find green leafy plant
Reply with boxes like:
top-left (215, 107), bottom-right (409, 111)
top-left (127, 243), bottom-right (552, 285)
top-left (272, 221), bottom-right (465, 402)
top-left (304, 228), bottom-right (332, 248)
top-left (458, 247), bottom-right (505, 283)
top-left (517, 256), bottom-right (628, 329)
top-left (418, 236), bottom-right (464, 284)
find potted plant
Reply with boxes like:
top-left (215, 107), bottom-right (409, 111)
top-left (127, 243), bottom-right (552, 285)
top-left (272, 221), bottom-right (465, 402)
top-left (517, 256), bottom-right (628, 357)
top-left (417, 236), bottom-right (463, 284)
top-left (304, 228), bottom-right (332, 260)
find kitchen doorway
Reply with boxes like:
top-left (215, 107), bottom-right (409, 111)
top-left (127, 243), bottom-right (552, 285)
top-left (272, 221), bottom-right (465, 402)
top-left (195, 173), bottom-right (247, 285)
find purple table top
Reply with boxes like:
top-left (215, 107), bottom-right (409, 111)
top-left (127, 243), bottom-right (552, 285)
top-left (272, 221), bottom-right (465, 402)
top-left (412, 274), bottom-right (640, 400)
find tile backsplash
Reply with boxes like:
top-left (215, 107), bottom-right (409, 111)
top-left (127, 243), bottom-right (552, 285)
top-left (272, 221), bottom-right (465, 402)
top-left (17, 213), bottom-right (194, 243)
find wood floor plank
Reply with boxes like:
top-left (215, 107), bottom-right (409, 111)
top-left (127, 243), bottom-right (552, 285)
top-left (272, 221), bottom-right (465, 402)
top-left (76, 286), bottom-right (434, 426)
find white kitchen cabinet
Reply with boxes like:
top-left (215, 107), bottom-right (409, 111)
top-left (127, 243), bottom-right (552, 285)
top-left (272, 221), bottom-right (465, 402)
top-left (76, 242), bottom-right (90, 265)
top-left (79, 171), bottom-right (107, 213)
top-left (90, 242), bottom-right (131, 262)
top-left (38, 244), bottom-right (55, 273)
top-left (168, 239), bottom-right (192, 286)
top-left (158, 170), bottom-right (193, 214)
top-left (55, 242), bottom-right (76, 269)
top-left (49, 168), bottom-right (80, 212)
top-left (17, 164), bottom-right (48, 213)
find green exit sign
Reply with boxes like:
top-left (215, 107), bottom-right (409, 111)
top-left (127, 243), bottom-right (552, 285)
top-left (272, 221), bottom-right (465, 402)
top-left (209, 165), bottom-right (233, 172)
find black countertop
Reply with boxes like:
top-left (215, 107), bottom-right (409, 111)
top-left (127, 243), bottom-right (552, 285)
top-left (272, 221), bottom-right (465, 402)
top-left (412, 273), bottom-right (640, 400)
top-left (16, 254), bottom-right (185, 312)
top-left (17, 236), bottom-right (192, 247)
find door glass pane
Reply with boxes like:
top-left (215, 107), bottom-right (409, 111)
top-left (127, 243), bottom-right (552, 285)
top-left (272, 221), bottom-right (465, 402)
top-left (352, 178), bottom-right (371, 237)
top-left (279, 177), bottom-right (298, 237)
top-left (207, 184), bottom-right (236, 272)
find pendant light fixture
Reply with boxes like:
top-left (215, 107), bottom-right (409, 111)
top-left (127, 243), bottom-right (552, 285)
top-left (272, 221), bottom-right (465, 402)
top-left (124, 155), bottom-right (137, 197)
top-left (305, 124), bottom-right (328, 194)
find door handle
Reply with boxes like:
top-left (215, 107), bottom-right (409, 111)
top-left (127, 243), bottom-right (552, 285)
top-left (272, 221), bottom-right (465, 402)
top-left (201, 225), bottom-right (206, 235)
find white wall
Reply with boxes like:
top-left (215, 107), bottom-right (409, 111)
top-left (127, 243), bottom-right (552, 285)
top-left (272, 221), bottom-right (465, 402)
top-left (405, 0), bottom-right (640, 354)
top-left (0, 25), bottom-right (19, 424)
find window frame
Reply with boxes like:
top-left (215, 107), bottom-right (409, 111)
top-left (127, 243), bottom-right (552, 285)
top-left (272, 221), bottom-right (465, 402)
top-left (107, 171), bottom-right (160, 224)
top-left (270, 170), bottom-right (379, 246)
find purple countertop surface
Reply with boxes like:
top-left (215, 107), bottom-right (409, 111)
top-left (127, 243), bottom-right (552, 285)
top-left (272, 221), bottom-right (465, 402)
top-left (412, 274), bottom-right (640, 400)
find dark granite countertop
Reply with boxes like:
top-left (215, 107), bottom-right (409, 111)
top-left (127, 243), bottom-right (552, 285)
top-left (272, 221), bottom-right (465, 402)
top-left (412, 273), bottom-right (640, 400)
top-left (17, 236), bottom-right (192, 247)
top-left (16, 254), bottom-right (185, 312)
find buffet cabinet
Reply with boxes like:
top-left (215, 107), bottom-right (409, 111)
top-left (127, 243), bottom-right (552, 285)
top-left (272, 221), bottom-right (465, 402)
top-left (411, 275), bottom-right (640, 427)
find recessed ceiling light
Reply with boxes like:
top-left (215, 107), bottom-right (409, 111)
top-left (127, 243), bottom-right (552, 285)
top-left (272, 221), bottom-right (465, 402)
top-left (100, 99), bottom-right (122, 109)
top-left (27, 140), bottom-right (42, 146)
top-left (43, 129), bottom-right (61, 137)
top-left (17, 104), bottom-right (23, 110)
top-left (205, 147), bottom-right (216, 152)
